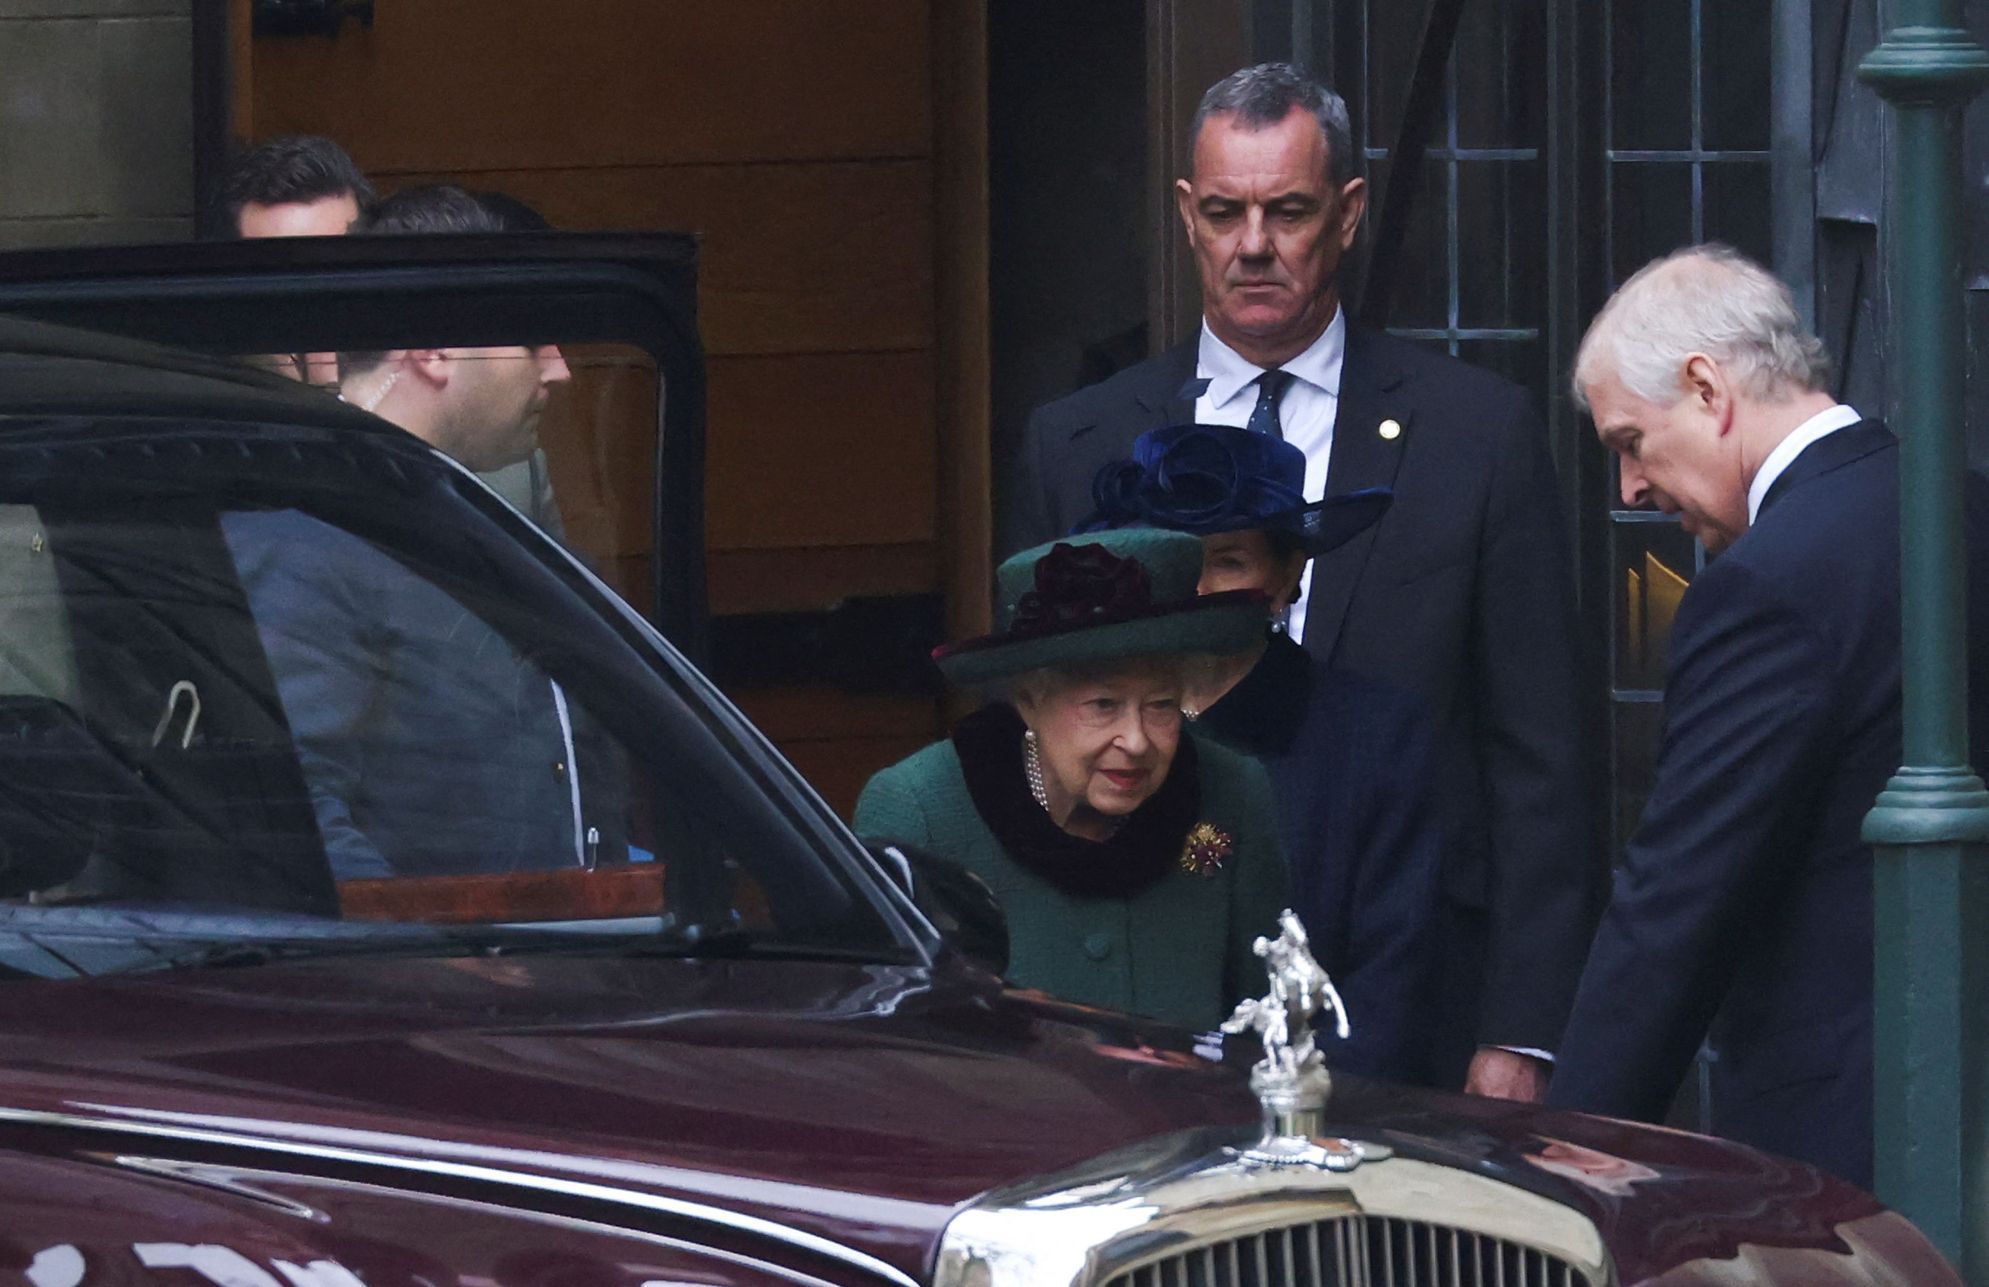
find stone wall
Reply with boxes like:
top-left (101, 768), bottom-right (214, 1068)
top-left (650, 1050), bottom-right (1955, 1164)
top-left (0, 0), bottom-right (193, 248)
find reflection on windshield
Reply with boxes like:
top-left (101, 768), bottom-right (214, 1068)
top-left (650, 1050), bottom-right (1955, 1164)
top-left (0, 427), bottom-right (899, 979)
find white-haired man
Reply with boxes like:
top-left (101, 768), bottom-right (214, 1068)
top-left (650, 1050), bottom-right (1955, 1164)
top-left (1546, 243), bottom-right (1989, 1189)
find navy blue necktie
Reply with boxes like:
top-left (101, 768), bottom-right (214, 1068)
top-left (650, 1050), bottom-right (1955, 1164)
top-left (1247, 369), bottom-right (1295, 441)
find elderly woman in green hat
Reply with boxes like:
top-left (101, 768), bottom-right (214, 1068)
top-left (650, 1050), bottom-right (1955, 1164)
top-left (853, 528), bottom-right (1288, 1031)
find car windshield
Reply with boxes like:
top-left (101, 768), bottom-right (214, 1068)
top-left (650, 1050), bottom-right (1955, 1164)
top-left (0, 404), bottom-right (910, 979)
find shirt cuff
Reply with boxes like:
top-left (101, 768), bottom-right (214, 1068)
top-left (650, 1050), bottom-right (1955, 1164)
top-left (1491, 1045), bottom-right (1555, 1064)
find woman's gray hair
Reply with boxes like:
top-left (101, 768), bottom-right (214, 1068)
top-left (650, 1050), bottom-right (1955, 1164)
top-left (994, 656), bottom-right (1191, 709)
top-left (1573, 243), bottom-right (1830, 410)
top-left (1189, 62), bottom-right (1360, 187)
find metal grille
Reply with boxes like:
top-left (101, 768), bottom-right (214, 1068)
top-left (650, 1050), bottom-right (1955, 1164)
top-left (1104, 1213), bottom-right (1588, 1287)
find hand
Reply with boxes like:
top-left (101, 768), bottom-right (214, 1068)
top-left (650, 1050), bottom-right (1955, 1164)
top-left (1464, 1047), bottom-right (1549, 1102)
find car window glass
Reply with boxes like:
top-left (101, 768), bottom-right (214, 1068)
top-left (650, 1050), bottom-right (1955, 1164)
top-left (0, 421), bottom-right (900, 978)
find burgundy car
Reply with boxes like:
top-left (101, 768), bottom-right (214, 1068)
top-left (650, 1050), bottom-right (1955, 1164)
top-left (0, 248), bottom-right (1960, 1286)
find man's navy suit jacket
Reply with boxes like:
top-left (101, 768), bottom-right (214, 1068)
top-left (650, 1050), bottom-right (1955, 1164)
top-left (223, 510), bottom-right (604, 881)
top-left (1006, 331), bottom-right (1596, 1057)
top-left (1547, 421), bottom-right (1989, 1190)
top-left (1196, 634), bottom-right (1442, 1083)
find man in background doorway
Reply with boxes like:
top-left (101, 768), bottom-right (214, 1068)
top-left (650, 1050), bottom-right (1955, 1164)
top-left (216, 135), bottom-right (376, 384)
top-left (218, 134), bottom-right (375, 240)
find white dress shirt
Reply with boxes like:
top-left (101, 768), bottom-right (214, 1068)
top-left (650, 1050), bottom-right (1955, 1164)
top-left (1747, 403), bottom-right (1865, 525)
top-left (1193, 308), bottom-right (1346, 641)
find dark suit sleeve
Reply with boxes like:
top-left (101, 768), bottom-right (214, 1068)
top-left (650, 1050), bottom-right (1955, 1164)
top-left (1000, 404), bottom-right (1061, 559)
top-left (224, 516), bottom-right (394, 881)
top-left (1333, 691), bottom-right (1443, 1082)
top-left (1225, 756), bottom-right (1293, 1010)
top-left (1470, 389), bottom-right (1598, 1052)
top-left (1546, 560), bottom-right (1831, 1121)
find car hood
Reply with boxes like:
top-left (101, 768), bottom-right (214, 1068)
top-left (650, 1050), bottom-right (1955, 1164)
top-left (0, 954), bottom-right (1935, 1285)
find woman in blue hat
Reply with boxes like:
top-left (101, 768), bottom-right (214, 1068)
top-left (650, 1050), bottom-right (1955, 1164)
top-left (853, 527), bottom-right (1290, 1032)
top-left (1083, 424), bottom-right (1442, 1084)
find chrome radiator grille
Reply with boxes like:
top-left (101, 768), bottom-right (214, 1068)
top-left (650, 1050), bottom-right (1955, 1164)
top-left (1104, 1214), bottom-right (1588, 1287)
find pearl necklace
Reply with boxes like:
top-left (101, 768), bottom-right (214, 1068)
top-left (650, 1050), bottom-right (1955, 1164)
top-left (1024, 729), bottom-right (1049, 811)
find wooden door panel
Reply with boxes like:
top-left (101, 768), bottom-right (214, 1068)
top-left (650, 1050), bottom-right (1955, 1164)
top-left (389, 160), bottom-right (935, 357)
top-left (735, 687), bottom-right (942, 819)
top-left (709, 544), bottom-right (935, 617)
top-left (706, 350), bottom-right (937, 552)
top-left (253, 0), bottom-right (932, 172)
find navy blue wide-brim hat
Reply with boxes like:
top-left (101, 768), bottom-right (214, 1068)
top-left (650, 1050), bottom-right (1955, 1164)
top-left (933, 528), bottom-right (1268, 686)
top-left (1078, 423), bottom-right (1391, 557)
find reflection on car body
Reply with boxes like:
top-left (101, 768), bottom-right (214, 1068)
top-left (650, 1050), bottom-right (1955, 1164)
top-left (0, 313), bottom-right (1961, 1285)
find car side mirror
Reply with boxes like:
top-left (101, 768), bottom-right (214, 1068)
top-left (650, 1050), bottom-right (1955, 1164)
top-left (870, 842), bottom-right (1008, 976)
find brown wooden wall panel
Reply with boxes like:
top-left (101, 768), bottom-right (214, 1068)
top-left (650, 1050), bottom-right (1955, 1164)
top-left (252, 0), bottom-right (932, 173)
top-left (708, 544), bottom-right (934, 616)
top-left (785, 735), bottom-right (937, 820)
top-left (390, 160), bottom-right (934, 357)
top-left (706, 350), bottom-right (937, 552)
top-left (738, 687), bottom-right (940, 744)
top-left (735, 687), bottom-right (941, 819)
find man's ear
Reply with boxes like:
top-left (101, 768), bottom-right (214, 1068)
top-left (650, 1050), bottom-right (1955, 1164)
top-left (1681, 353), bottom-right (1731, 427)
top-left (405, 348), bottom-right (451, 389)
top-left (1175, 178), bottom-right (1199, 241)
top-left (1335, 177), bottom-right (1369, 249)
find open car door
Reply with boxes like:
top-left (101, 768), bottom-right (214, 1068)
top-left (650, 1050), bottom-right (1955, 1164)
top-left (0, 231), bottom-right (706, 662)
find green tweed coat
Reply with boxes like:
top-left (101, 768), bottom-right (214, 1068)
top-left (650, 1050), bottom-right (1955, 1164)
top-left (854, 726), bottom-right (1290, 1031)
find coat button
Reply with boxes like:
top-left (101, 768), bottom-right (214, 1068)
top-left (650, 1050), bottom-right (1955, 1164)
top-left (1083, 931), bottom-right (1112, 961)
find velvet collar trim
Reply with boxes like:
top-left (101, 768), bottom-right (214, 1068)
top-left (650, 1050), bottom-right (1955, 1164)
top-left (951, 703), bottom-right (1203, 900)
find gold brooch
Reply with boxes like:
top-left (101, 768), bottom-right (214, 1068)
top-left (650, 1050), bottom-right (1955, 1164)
top-left (1180, 822), bottom-right (1235, 877)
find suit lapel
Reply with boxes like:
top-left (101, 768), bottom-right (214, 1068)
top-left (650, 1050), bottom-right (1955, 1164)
top-left (1129, 338), bottom-right (1201, 428)
top-left (1303, 328), bottom-right (1415, 663)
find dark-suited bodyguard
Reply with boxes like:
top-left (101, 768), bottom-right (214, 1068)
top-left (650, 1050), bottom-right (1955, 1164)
top-left (1546, 244), bottom-right (1989, 1190)
top-left (1005, 62), bottom-right (1593, 1098)
top-left (854, 529), bottom-right (1288, 1032)
top-left (1082, 424), bottom-right (1443, 1082)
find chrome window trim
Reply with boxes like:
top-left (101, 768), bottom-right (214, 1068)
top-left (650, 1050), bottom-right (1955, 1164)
top-left (0, 1105), bottom-right (916, 1287)
top-left (933, 1126), bottom-right (1614, 1287)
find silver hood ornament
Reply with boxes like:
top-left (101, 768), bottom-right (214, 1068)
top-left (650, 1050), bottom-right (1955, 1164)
top-left (1221, 909), bottom-right (1389, 1171)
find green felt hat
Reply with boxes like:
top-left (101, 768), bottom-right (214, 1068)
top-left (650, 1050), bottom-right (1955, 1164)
top-left (934, 528), bottom-right (1267, 686)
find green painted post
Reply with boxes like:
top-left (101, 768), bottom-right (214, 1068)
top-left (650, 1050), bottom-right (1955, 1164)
top-left (1858, 9), bottom-right (1989, 1276)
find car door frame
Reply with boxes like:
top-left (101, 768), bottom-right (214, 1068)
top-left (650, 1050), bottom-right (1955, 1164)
top-left (0, 230), bottom-right (708, 663)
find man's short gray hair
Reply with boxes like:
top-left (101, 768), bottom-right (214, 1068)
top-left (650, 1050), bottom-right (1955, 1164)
top-left (1189, 62), bottom-right (1360, 187)
top-left (1573, 244), bottom-right (1830, 410)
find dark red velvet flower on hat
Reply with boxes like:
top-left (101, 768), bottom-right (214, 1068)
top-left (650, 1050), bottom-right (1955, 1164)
top-left (1012, 541), bottom-right (1154, 634)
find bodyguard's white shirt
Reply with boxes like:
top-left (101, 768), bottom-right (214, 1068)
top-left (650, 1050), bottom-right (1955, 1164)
top-left (1746, 403), bottom-right (1864, 525)
top-left (1193, 309), bottom-right (1346, 641)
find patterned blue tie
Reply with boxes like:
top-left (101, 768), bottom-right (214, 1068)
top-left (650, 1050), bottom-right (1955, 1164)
top-left (1246, 369), bottom-right (1295, 441)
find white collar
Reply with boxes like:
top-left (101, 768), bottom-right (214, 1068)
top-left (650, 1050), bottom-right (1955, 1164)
top-left (1746, 403), bottom-right (1864, 523)
top-left (1198, 306), bottom-right (1346, 411)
